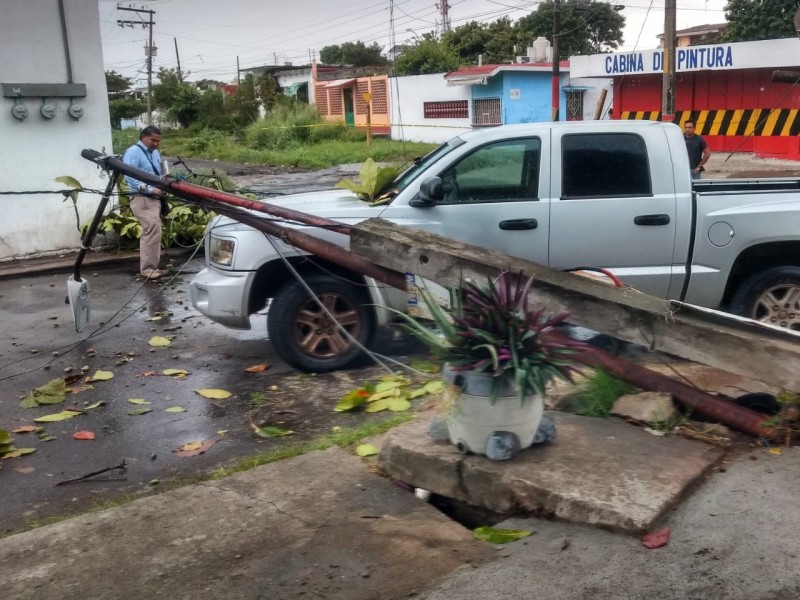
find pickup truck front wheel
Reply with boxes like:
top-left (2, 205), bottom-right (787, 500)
top-left (267, 274), bottom-right (375, 372)
top-left (731, 266), bottom-right (800, 331)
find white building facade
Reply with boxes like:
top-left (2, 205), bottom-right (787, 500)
top-left (1, 0), bottom-right (112, 259)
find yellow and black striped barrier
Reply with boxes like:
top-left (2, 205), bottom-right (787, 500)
top-left (620, 109), bottom-right (800, 136)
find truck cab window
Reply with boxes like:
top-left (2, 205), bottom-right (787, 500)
top-left (438, 138), bottom-right (540, 204)
top-left (561, 133), bottom-right (652, 198)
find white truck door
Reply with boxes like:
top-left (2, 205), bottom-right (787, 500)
top-left (548, 130), bottom-right (678, 297)
top-left (382, 136), bottom-right (550, 267)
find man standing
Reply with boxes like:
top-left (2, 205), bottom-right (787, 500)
top-left (123, 126), bottom-right (167, 280)
top-left (684, 119), bottom-right (711, 179)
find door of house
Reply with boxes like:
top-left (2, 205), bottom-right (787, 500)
top-left (343, 88), bottom-right (355, 126)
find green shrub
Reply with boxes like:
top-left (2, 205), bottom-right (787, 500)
top-left (567, 369), bottom-right (639, 418)
top-left (112, 129), bottom-right (139, 154)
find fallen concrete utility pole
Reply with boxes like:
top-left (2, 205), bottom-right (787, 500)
top-left (349, 218), bottom-right (800, 435)
top-left (77, 152), bottom-right (785, 440)
top-left (78, 150), bottom-right (406, 291)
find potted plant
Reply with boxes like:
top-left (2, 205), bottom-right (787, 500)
top-left (397, 272), bottom-right (586, 459)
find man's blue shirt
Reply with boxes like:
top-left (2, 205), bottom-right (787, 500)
top-left (122, 141), bottom-right (162, 194)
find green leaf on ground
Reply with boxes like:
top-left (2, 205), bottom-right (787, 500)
top-left (163, 368), bottom-right (189, 377)
top-left (20, 378), bottom-right (67, 408)
top-left (254, 426), bottom-right (293, 438)
top-left (356, 443), bottom-right (379, 457)
top-left (88, 370), bottom-right (114, 382)
top-left (424, 380), bottom-right (445, 394)
top-left (334, 388), bottom-right (371, 412)
top-left (148, 336), bottom-right (172, 347)
top-left (473, 526), bottom-right (533, 544)
top-left (196, 388), bottom-right (232, 400)
top-left (128, 408), bottom-right (152, 416)
top-left (33, 410), bottom-right (82, 423)
top-left (165, 406), bottom-right (187, 413)
top-left (127, 398), bottom-right (151, 405)
top-left (1, 448), bottom-right (37, 459)
top-left (365, 397), bottom-right (411, 413)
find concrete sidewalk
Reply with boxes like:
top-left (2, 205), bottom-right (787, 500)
top-left (1, 408), bottom-right (745, 600)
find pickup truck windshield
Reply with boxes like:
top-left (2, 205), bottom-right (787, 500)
top-left (388, 137), bottom-right (466, 195)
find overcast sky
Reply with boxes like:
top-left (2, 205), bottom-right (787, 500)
top-left (99, 0), bottom-right (728, 85)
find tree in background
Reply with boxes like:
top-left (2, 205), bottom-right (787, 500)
top-left (257, 73), bottom-right (280, 112)
top-left (515, 0), bottom-right (624, 59)
top-left (395, 36), bottom-right (461, 75)
top-left (320, 41), bottom-right (387, 65)
top-left (105, 70), bottom-right (145, 129)
top-left (724, 0), bottom-right (799, 42)
top-left (235, 73), bottom-right (261, 125)
top-left (443, 17), bottom-right (519, 65)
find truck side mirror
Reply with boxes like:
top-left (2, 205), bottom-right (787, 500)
top-left (410, 177), bottom-right (444, 207)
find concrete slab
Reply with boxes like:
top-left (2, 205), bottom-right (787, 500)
top-left (379, 411), bottom-right (726, 532)
top-left (0, 447), bottom-right (493, 600)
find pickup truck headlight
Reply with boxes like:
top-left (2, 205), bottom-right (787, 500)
top-left (209, 236), bottom-right (235, 267)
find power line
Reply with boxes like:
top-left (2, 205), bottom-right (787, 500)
top-left (117, 4), bottom-right (155, 124)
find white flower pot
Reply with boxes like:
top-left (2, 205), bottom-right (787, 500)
top-left (442, 366), bottom-right (543, 456)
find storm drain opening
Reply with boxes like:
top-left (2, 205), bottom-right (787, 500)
top-left (426, 493), bottom-right (508, 530)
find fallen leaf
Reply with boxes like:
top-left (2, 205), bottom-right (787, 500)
top-left (423, 380), bottom-right (444, 394)
top-left (244, 363), bottom-right (269, 373)
top-left (88, 370), bottom-right (114, 382)
top-left (375, 380), bottom-right (403, 392)
top-left (473, 526), bottom-right (532, 544)
top-left (254, 426), bottom-right (293, 438)
top-left (20, 378), bottom-right (67, 408)
top-left (73, 431), bottom-right (96, 441)
top-left (164, 406), bottom-right (187, 413)
top-left (356, 443), bottom-right (379, 457)
top-left (174, 438), bottom-right (219, 457)
top-left (163, 368), bottom-right (189, 377)
top-left (769, 447), bottom-right (782, 455)
top-left (85, 401), bottom-right (106, 410)
top-left (129, 408), bottom-right (152, 416)
top-left (127, 398), bottom-right (151, 405)
top-left (63, 374), bottom-right (83, 385)
top-left (196, 388), bottom-right (232, 400)
top-left (33, 410), bottom-right (82, 423)
top-left (38, 434), bottom-right (56, 442)
top-left (140, 371), bottom-right (160, 377)
top-left (1, 448), bottom-right (37, 459)
top-left (366, 397), bottom-right (411, 413)
top-left (146, 316), bottom-right (162, 321)
top-left (642, 526), bottom-right (671, 549)
top-left (12, 426), bottom-right (37, 433)
top-left (14, 466), bottom-right (35, 474)
top-left (148, 336), bottom-right (172, 347)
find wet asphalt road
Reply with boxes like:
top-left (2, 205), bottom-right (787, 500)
top-left (0, 256), bottom-right (421, 534)
top-left (0, 259), bottom-right (282, 530)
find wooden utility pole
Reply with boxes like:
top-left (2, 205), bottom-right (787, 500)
top-left (661, 0), bottom-right (676, 121)
top-left (551, 0), bottom-right (561, 121)
top-left (174, 37), bottom-right (182, 82)
top-left (117, 5), bottom-right (156, 126)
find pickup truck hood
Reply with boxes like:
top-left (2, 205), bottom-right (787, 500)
top-left (215, 189), bottom-right (384, 229)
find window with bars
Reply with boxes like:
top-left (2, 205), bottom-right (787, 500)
top-left (371, 79), bottom-right (388, 113)
top-left (566, 90), bottom-right (584, 121)
top-left (424, 100), bottom-right (469, 119)
top-left (471, 98), bottom-right (502, 126)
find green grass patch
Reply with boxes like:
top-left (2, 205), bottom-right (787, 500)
top-left (567, 369), bottom-right (639, 418)
top-left (161, 133), bottom-right (435, 170)
top-left (206, 414), bottom-right (412, 479)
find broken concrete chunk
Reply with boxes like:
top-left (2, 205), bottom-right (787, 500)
top-left (612, 391), bottom-right (678, 425)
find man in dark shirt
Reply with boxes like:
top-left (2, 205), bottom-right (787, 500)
top-left (684, 119), bottom-right (710, 179)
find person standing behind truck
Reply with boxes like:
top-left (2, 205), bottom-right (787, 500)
top-left (684, 118), bottom-right (711, 179)
top-left (122, 126), bottom-right (167, 280)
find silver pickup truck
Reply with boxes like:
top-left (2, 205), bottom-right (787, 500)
top-left (189, 120), bottom-right (800, 371)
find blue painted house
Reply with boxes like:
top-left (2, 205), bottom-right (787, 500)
top-left (444, 62), bottom-right (583, 125)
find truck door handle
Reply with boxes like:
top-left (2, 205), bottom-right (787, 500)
top-left (634, 214), bottom-right (670, 226)
top-left (499, 219), bottom-right (538, 230)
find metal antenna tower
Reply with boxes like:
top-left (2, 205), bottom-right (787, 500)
top-left (436, 1), bottom-right (451, 34)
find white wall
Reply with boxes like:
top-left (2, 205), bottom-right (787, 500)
top-left (389, 74), bottom-right (472, 144)
top-left (570, 77), bottom-right (613, 120)
top-left (0, 0), bottom-right (112, 259)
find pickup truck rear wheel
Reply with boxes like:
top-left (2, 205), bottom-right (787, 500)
top-left (267, 274), bottom-right (375, 372)
top-left (730, 266), bottom-right (800, 331)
